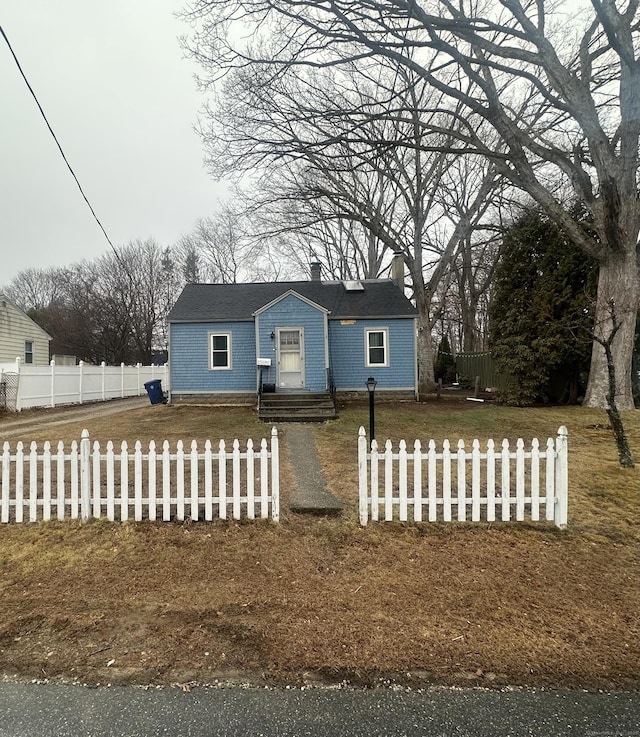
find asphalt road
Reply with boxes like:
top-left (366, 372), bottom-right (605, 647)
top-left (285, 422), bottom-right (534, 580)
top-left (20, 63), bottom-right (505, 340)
top-left (0, 682), bottom-right (638, 737)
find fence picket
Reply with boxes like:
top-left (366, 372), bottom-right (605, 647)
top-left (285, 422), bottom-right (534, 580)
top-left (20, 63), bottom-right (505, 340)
top-left (56, 441), bottom-right (65, 521)
top-left (233, 439), bottom-right (241, 520)
top-left (471, 439), bottom-right (481, 522)
top-left (92, 441), bottom-right (101, 518)
top-left (413, 440), bottom-right (422, 523)
top-left (218, 440), bottom-right (227, 520)
top-left (384, 440), bottom-right (393, 521)
top-left (260, 438), bottom-right (269, 519)
top-left (398, 440), bottom-right (408, 522)
top-left (442, 440), bottom-right (451, 522)
top-left (246, 439), bottom-right (255, 520)
top-left (29, 442), bottom-right (38, 522)
top-left (2, 442), bottom-right (10, 523)
top-left (148, 441), bottom-right (157, 521)
top-left (515, 439), bottom-right (525, 521)
top-left (190, 440), bottom-right (199, 522)
top-left (457, 440), bottom-right (466, 522)
top-left (545, 438), bottom-right (555, 521)
top-left (43, 441), bottom-right (51, 522)
top-left (428, 440), bottom-right (437, 522)
top-left (162, 441), bottom-right (171, 521)
top-left (531, 438), bottom-right (540, 521)
top-left (501, 439), bottom-right (510, 522)
top-left (270, 427), bottom-right (279, 522)
top-left (204, 439), bottom-right (213, 521)
top-left (135, 440), bottom-right (143, 522)
top-left (15, 442), bottom-right (24, 523)
top-left (486, 439), bottom-right (496, 523)
top-left (106, 441), bottom-right (115, 521)
top-left (120, 441), bottom-right (129, 522)
top-left (176, 440), bottom-right (185, 522)
top-left (81, 430), bottom-right (91, 523)
top-left (70, 441), bottom-right (78, 520)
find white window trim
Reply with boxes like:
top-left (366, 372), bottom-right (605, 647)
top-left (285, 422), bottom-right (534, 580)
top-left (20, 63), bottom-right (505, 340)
top-left (209, 332), bottom-right (232, 370)
top-left (365, 327), bottom-right (389, 368)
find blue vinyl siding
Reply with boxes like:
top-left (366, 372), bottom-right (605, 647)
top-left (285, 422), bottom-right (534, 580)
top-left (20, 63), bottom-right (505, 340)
top-left (329, 318), bottom-right (416, 390)
top-left (170, 322), bottom-right (256, 392)
top-left (257, 294), bottom-right (327, 391)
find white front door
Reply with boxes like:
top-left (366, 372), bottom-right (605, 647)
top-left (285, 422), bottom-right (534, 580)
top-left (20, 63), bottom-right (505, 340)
top-left (277, 328), bottom-right (304, 388)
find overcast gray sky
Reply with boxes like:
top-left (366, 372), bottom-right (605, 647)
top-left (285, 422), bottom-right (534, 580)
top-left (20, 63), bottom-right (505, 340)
top-left (1, 0), bottom-right (226, 286)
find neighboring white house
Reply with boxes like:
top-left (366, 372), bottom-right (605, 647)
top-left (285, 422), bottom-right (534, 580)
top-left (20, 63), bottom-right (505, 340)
top-left (0, 294), bottom-right (52, 365)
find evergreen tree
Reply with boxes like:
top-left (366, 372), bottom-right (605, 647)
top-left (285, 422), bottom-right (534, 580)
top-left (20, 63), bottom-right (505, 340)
top-left (490, 209), bottom-right (597, 405)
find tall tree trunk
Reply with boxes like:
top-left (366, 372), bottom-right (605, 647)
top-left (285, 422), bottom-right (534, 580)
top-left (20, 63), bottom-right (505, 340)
top-left (415, 292), bottom-right (437, 397)
top-left (584, 250), bottom-right (640, 410)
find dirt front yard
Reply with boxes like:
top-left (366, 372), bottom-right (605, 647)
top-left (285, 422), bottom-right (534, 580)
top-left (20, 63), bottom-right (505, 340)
top-left (0, 400), bottom-right (638, 690)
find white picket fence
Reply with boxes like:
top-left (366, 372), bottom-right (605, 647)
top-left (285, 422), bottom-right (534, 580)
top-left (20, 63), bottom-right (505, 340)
top-left (1, 429), bottom-right (280, 523)
top-left (358, 426), bottom-right (568, 528)
top-left (0, 359), bottom-right (169, 411)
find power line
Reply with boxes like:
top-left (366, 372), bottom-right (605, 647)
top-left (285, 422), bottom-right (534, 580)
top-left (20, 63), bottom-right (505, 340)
top-left (0, 23), bottom-right (119, 257)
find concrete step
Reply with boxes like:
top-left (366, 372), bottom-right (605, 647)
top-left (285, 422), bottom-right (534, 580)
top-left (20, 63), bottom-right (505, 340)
top-left (260, 397), bottom-right (333, 409)
top-left (260, 412), bottom-right (336, 423)
top-left (259, 392), bottom-right (337, 422)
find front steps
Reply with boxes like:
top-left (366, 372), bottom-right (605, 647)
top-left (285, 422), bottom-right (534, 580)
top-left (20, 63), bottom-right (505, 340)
top-left (258, 391), bottom-right (337, 422)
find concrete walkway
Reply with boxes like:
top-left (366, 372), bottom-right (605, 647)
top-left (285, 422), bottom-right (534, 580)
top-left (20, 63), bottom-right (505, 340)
top-left (281, 423), bottom-right (343, 515)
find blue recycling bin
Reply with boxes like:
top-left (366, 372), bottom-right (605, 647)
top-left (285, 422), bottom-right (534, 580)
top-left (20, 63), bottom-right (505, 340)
top-left (144, 379), bottom-right (166, 405)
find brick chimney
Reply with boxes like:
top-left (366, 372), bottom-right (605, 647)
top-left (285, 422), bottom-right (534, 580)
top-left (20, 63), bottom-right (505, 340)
top-left (310, 261), bottom-right (322, 281)
top-left (391, 251), bottom-right (404, 290)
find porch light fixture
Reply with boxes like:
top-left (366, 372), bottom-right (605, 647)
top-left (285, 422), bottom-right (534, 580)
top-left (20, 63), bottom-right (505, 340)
top-left (270, 331), bottom-right (275, 340)
top-left (365, 376), bottom-right (377, 444)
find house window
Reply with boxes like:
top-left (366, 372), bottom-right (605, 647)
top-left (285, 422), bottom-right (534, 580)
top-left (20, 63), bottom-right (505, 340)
top-left (24, 340), bottom-right (34, 364)
top-left (365, 328), bottom-right (389, 367)
top-left (209, 333), bottom-right (231, 369)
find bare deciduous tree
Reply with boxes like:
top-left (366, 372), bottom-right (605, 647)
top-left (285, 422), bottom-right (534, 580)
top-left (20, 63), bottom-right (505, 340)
top-left (183, 0), bottom-right (640, 409)
top-left (194, 55), bottom-right (505, 393)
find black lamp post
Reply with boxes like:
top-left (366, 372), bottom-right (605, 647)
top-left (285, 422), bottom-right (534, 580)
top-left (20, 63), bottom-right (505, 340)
top-left (365, 376), bottom-right (377, 445)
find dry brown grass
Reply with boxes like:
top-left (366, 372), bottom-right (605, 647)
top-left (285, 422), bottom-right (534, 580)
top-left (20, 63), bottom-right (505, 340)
top-left (0, 398), bottom-right (638, 690)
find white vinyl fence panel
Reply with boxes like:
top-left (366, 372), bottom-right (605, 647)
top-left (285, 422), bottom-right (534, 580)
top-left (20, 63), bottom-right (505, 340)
top-left (0, 359), bottom-right (168, 410)
top-left (1, 429), bottom-right (280, 523)
top-left (358, 426), bottom-right (568, 528)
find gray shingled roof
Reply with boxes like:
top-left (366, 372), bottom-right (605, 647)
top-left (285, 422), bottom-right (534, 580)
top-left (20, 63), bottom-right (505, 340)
top-left (167, 280), bottom-right (416, 322)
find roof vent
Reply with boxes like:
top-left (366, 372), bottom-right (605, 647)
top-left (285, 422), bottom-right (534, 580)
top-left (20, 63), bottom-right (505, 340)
top-left (343, 280), bottom-right (364, 292)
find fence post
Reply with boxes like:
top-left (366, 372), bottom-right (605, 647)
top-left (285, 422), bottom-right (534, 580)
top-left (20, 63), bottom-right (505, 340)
top-left (80, 429), bottom-right (91, 523)
top-left (121, 363), bottom-right (125, 398)
top-left (15, 357), bottom-right (22, 412)
top-left (554, 426), bottom-right (568, 529)
top-left (271, 427), bottom-right (280, 521)
top-left (79, 361), bottom-right (84, 404)
top-left (101, 361), bottom-right (106, 401)
top-left (50, 359), bottom-right (56, 408)
top-left (358, 426), bottom-right (368, 526)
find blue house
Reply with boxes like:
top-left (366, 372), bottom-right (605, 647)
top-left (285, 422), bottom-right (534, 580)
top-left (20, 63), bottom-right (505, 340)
top-left (167, 263), bottom-right (417, 415)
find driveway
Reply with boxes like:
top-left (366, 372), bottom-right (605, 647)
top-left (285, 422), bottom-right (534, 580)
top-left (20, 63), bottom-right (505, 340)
top-left (0, 397), bottom-right (148, 440)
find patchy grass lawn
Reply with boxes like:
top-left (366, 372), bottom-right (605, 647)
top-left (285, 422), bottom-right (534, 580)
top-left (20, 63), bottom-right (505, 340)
top-left (0, 398), bottom-right (638, 690)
